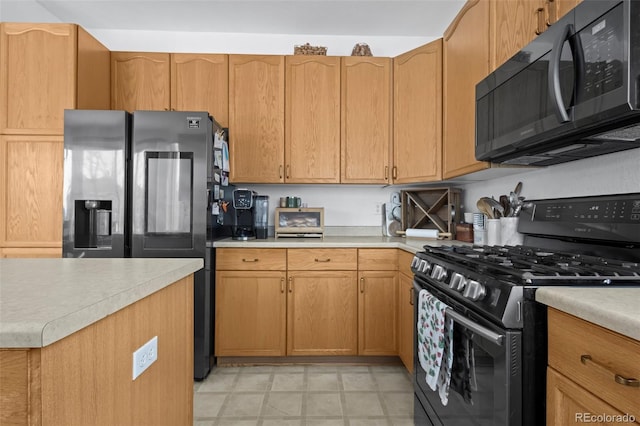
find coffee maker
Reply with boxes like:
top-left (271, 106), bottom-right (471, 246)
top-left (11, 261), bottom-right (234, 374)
top-left (232, 189), bottom-right (256, 240)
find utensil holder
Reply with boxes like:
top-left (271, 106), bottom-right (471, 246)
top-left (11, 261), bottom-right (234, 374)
top-left (500, 217), bottom-right (524, 246)
top-left (486, 219), bottom-right (501, 246)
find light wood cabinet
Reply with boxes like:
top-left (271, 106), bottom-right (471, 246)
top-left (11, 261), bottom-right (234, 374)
top-left (285, 56), bottom-right (341, 183)
top-left (171, 53), bottom-right (228, 126)
top-left (0, 135), bottom-right (63, 251)
top-left (111, 51), bottom-right (170, 111)
top-left (0, 23), bottom-right (109, 135)
top-left (492, 0), bottom-right (581, 70)
top-left (397, 250), bottom-right (415, 372)
top-left (358, 249), bottom-right (398, 356)
top-left (287, 270), bottom-right (358, 356)
top-left (442, 0), bottom-right (492, 179)
top-left (393, 40), bottom-right (442, 184)
top-left (341, 57), bottom-right (392, 184)
top-left (215, 248), bottom-right (287, 357)
top-left (215, 271), bottom-right (287, 356)
top-left (228, 55), bottom-right (285, 183)
top-left (547, 308), bottom-right (640, 425)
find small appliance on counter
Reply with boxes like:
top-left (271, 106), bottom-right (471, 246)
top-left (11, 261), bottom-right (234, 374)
top-left (232, 189), bottom-right (256, 240)
top-left (253, 195), bottom-right (269, 239)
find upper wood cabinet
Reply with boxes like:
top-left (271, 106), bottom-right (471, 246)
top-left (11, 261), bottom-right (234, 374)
top-left (393, 40), bottom-right (443, 184)
top-left (492, 0), bottom-right (582, 70)
top-left (170, 53), bottom-right (229, 126)
top-left (285, 56), bottom-right (341, 183)
top-left (341, 57), bottom-right (392, 184)
top-left (111, 52), bottom-right (170, 111)
top-left (0, 135), bottom-right (64, 249)
top-left (228, 55), bottom-right (285, 183)
top-left (0, 23), bottom-right (109, 135)
top-left (442, 0), bottom-right (491, 179)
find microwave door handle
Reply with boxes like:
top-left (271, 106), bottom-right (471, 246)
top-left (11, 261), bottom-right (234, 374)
top-left (548, 24), bottom-right (574, 123)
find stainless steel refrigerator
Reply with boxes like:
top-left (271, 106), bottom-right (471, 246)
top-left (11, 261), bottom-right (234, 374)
top-left (62, 109), bottom-right (220, 380)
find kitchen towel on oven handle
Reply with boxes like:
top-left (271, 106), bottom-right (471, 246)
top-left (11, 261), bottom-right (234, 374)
top-left (417, 289), bottom-right (454, 405)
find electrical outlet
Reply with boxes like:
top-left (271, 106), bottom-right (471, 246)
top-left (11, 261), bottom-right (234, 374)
top-left (375, 202), bottom-right (383, 214)
top-left (132, 336), bottom-right (158, 380)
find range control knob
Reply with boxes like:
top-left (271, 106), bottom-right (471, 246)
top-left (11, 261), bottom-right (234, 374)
top-left (430, 264), bottom-right (447, 281)
top-left (410, 256), bottom-right (420, 269)
top-left (418, 259), bottom-right (431, 274)
top-left (463, 280), bottom-right (486, 301)
top-left (449, 272), bottom-right (467, 292)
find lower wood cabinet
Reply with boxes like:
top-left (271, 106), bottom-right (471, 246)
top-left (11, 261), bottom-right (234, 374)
top-left (358, 270), bottom-right (397, 355)
top-left (397, 250), bottom-right (415, 372)
top-left (287, 270), bottom-right (358, 356)
top-left (547, 308), bottom-right (640, 425)
top-left (214, 270), bottom-right (287, 356)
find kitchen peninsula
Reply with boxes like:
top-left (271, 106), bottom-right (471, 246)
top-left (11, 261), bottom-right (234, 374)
top-left (0, 258), bottom-right (202, 426)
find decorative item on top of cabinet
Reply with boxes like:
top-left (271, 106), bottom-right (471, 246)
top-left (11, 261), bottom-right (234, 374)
top-left (215, 248), bottom-right (287, 357)
top-left (228, 55), bottom-right (285, 183)
top-left (285, 55), bottom-right (341, 183)
top-left (358, 249), bottom-right (398, 356)
top-left (111, 52), bottom-right (170, 112)
top-left (351, 43), bottom-right (372, 56)
top-left (170, 54), bottom-right (229, 126)
top-left (287, 249), bottom-right (358, 355)
top-left (400, 187), bottom-right (461, 239)
top-left (293, 43), bottom-right (327, 55)
top-left (341, 56), bottom-right (392, 184)
top-left (393, 39), bottom-right (442, 184)
top-left (0, 135), bottom-right (63, 252)
top-left (0, 23), bottom-right (109, 135)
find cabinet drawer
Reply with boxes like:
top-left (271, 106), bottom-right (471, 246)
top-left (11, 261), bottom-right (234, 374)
top-left (548, 308), bottom-right (640, 419)
top-left (216, 248), bottom-right (286, 271)
top-left (287, 248), bottom-right (357, 270)
top-left (398, 250), bottom-right (415, 277)
top-left (358, 249), bottom-right (398, 271)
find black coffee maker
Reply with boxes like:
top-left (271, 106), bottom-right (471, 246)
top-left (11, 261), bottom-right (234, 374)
top-left (232, 189), bottom-right (256, 240)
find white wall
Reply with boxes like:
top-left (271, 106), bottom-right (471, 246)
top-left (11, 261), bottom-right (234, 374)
top-left (459, 148), bottom-right (640, 214)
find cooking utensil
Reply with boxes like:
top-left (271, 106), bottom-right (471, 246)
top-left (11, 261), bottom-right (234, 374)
top-left (485, 197), bottom-right (505, 218)
top-left (499, 195), bottom-right (511, 217)
top-left (514, 182), bottom-right (522, 197)
top-left (476, 198), bottom-right (494, 219)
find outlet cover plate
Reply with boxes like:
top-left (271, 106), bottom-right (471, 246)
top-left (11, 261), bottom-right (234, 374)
top-left (132, 336), bottom-right (158, 380)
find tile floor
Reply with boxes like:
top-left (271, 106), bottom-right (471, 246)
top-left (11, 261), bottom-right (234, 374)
top-left (193, 364), bottom-right (415, 426)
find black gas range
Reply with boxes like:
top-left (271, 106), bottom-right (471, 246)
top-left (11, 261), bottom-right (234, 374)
top-left (412, 193), bottom-right (640, 426)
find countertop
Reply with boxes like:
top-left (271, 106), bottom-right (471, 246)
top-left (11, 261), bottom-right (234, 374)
top-left (536, 287), bottom-right (640, 341)
top-left (0, 258), bottom-right (203, 348)
top-left (212, 235), bottom-right (472, 253)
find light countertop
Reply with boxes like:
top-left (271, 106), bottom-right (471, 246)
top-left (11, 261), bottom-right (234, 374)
top-left (0, 258), bottom-right (203, 348)
top-left (536, 287), bottom-right (640, 341)
top-left (212, 235), bottom-right (472, 253)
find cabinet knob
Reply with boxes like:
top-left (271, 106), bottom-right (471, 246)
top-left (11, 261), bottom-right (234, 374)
top-left (279, 165), bottom-right (283, 180)
top-left (535, 7), bottom-right (545, 35)
top-left (280, 277), bottom-right (285, 293)
top-left (314, 258), bottom-right (331, 263)
top-left (286, 164), bottom-right (290, 179)
top-left (242, 258), bottom-right (259, 262)
top-left (360, 277), bottom-right (365, 293)
top-left (288, 277), bottom-right (293, 293)
top-left (392, 166), bottom-right (398, 180)
top-left (384, 166), bottom-right (389, 181)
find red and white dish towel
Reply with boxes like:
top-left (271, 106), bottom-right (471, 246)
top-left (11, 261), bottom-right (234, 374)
top-left (417, 289), bottom-right (454, 405)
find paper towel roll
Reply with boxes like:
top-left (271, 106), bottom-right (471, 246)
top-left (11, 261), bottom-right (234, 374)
top-left (405, 228), bottom-right (439, 239)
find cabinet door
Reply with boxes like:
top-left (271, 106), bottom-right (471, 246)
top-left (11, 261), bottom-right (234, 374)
top-left (229, 55), bottom-right (285, 183)
top-left (0, 23), bottom-right (77, 135)
top-left (111, 52), bottom-right (170, 111)
top-left (341, 57), bottom-right (392, 184)
top-left (0, 247), bottom-right (61, 258)
top-left (215, 271), bottom-right (287, 356)
top-left (393, 40), bottom-right (442, 184)
top-left (398, 272), bottom-right (414, 372)
top-left (492, 0), bottom-right (542, 70)
top-left (76, 26), bottom-right (110, 110)
top-left (442, 0), bottom-right (491, 179)
top-left (171, 54), bottom-right (229, 126)
top-left (0, 135), bottom-right (63, 249)
top-left (287, 271), bottom-right (358, 355)
top-left (547, 368), bottom-right (635, 426)
top-left (285, 56), bottom-right (341, 183)
top-left (358, 271), bottom-right (398, 355)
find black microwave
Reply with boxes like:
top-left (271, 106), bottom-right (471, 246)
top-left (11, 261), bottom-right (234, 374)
top-left (476, 0), bottom-right (640, 166)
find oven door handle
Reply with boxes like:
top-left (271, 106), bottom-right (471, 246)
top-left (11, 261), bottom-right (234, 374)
top-left (446, 308), bottom-right (504, 347)
top-left (414, 281), bottom-right (505, 346)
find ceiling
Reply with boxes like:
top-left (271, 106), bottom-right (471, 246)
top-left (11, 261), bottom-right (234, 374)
top-left (2, 0), bottom-right (466, 37)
